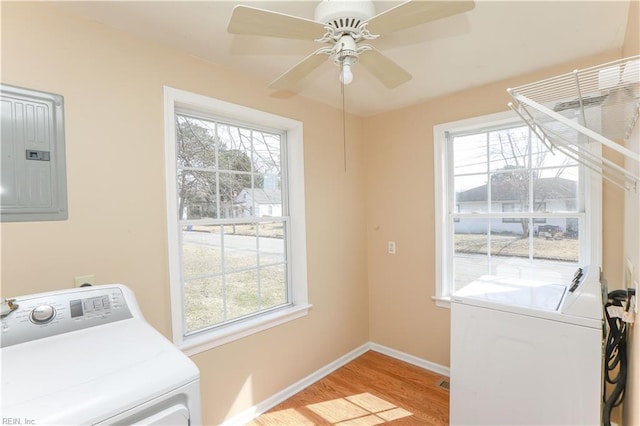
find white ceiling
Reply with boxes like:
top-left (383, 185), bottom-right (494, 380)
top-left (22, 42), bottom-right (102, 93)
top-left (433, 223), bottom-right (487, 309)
top-left (54, 1), bottom-right (631, 117)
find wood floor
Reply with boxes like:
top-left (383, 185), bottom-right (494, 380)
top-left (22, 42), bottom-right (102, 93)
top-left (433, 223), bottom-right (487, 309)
top-left (248, 350), bottom-right (450, 425)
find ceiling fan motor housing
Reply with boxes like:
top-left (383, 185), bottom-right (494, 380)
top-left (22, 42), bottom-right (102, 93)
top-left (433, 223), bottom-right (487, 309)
top-left (335, 35), bottom-right (359, 64)
top-left (314, 0), bottom-right (376, 33)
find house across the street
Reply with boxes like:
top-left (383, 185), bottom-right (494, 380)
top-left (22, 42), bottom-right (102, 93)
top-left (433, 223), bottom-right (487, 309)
top-left (455, 177), bottom-right (578, 236)
top-left (235, 188), bottom-right (282, 217)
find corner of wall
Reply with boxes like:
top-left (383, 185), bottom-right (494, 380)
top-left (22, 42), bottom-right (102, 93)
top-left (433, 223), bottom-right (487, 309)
top-left (623, 0), bottom-right (639, 57)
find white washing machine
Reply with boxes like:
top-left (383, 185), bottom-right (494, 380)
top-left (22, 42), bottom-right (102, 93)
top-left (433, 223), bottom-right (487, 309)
top-left (1, 284), bottom-right (201, 425)
top-left (450, 269), bottom-right (603, 425)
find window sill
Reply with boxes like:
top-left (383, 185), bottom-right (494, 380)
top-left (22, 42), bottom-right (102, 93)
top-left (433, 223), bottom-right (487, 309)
top-left (177, 304), bottom-right (312, 356)
top-left (431, 296), bottom-right (451, 309)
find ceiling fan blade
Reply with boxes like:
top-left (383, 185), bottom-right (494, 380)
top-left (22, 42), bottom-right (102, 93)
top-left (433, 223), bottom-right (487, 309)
top-left (366, 0), bottom-right (475, 35)
top-left (358, 48), bottom-right (412, 89)
top-left (227, 5), bottom-right (326, 40)
top-left (269, 50), bottom-right (329, 91)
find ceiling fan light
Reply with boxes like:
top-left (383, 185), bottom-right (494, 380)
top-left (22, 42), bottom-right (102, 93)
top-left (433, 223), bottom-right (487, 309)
top-left (340, 62), bottom-right (354, 85)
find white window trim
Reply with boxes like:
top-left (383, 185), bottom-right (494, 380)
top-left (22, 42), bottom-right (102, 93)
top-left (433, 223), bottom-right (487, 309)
top-left (163, 86), bottom-right (310, 355)
top-left (432, 110), bottom-right (602, 308)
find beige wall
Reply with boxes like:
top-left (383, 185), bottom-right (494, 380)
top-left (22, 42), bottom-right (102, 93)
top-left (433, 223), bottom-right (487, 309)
top-left (363, 50), bottom-right (623, 367)
top-left (623, 0), bottom-right (639, 56)
top-left (2, 1), bottom-right (639, 424)
top-left (0, 3), bottom-right (369, 424)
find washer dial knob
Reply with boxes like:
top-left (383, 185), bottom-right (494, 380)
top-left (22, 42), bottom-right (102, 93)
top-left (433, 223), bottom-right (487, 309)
top-left (30, 305), bottom-right (56, 323)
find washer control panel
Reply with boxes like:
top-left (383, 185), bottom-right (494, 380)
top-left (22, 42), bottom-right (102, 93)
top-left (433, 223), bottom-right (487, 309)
top-left (1, 286), bottom-right (133, 348)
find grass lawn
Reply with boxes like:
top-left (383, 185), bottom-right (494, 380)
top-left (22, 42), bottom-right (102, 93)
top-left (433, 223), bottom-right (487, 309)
top-left (455, 233), bottom-right (578, 262)
top-left (182, 224), bottom-right (286, 333)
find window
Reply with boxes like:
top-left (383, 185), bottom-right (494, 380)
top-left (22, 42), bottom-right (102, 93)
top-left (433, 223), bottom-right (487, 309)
top-left (502, 203), bottom-right (546, 223)
top-left (164, 87), bottom-right (309, 354)
top-left (433, 111), bottom-right (601, 305)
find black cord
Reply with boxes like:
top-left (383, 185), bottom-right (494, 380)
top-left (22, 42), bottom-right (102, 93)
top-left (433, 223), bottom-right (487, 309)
top-left (602, 289), bottom-right (631, 426)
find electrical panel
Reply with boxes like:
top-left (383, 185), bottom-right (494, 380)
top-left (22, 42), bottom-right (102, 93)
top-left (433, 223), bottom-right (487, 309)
top-left (1, 84), bottom-right (67, 222)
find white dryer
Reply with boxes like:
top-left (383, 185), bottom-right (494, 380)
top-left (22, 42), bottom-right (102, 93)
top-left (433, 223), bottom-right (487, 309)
top-left (450, 269), bottom-right (603, 425)
top-left (1, 284), bottom-right (201, 425)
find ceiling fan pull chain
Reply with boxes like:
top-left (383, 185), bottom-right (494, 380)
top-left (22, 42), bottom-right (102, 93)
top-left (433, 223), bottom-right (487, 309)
top-left (341, 78), bottom-right (347, 173)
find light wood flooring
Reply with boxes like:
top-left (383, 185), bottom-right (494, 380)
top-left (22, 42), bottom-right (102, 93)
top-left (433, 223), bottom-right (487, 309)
top-left (248, 350), bottom-right (450, 425)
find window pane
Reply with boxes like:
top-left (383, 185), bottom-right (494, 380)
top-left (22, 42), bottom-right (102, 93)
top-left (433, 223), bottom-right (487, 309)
top-left (487, 257), bottom-right (563, 284)
top-left (184, 276), bottom-right (224, 333)
top-left (534, 167), bottom-right (578, 212)
top-left (455, 175), bottom-right (488, 213)
top-left (178, 170), bottom-right (218, 219)
top-left (218, 172), bottom-right (252, 218)
top-left (488, 218), bottom-right (532, 283)
top-left (182, 225), bottom-right (222, 277)
top-left (261, 174), bottom-right (281, 191)
top-left (258, 222), bottom-right (285, 265)
top-left (217, 125), bottom-right (252, 172)
top-left (260, 264), bottom-right (287, 309)
top-left (176, 115), bottom-right (217, 169)
top-left (502, 203), bottom-right (523, 215)
top-left (223, 224), bottom-right (258, 272)
top-left (252, 132), bottom-right (281, 175)
top-left (454, 218), bottom-right (489, 255)
top-left (488, 127), bottom-right (530, 172)
top-left (533, 218), bottom-right (579, 282)
top-left (226, 269), bottom-right (260, 321)
top-left (534, 219), bottom-right (579, 257)
top-left (237, 187), bottom-right (283, 218)
top-left (454, 218), bottom-right (489, 291)
top-left (490, 170), bottom-right (529, 212)
top-left (532, 136), bottom-right (576, 169)
top-left (453, 134), bottom-right (487, 175)
top-left (490, 220), bottom-right (529, 257)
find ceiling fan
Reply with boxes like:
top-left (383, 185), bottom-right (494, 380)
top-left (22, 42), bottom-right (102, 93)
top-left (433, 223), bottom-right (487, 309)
top-left (227, 0), bottom-right (475, 91)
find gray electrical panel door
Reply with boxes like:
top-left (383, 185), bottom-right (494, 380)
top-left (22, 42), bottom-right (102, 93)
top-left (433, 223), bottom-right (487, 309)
top-left (1, 84), bottom-right (67, 222)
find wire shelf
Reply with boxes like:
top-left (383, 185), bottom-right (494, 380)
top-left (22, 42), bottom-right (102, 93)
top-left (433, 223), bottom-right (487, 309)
top-left (508, 56), bottom-right (640, 191)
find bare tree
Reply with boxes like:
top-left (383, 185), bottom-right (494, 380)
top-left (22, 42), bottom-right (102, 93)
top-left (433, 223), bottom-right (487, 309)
top-left (490, 128), bottom-right (572, 237)
top-left (175, 115), bottom-right (279, 220)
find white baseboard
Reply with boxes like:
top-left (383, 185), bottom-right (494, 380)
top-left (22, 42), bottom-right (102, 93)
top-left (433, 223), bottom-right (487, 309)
top-left (368, 342), bottom-right (450, 377)
top-left (221, 341), bottom-right (448, 425)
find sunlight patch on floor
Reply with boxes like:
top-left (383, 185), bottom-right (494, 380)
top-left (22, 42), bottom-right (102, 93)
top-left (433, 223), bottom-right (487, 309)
top-left (377, 407), bottom-right (413, 421)
top-left (251, 407), bottom-right (315, 425)
top-left (336, 414), bottom-right (385, 425)
top-left (307, 397), bottom-right (370, 423)
top-left (252, 392), bottom-right (412, 425)
top-left (345, 393), bottom-right (397, 413)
